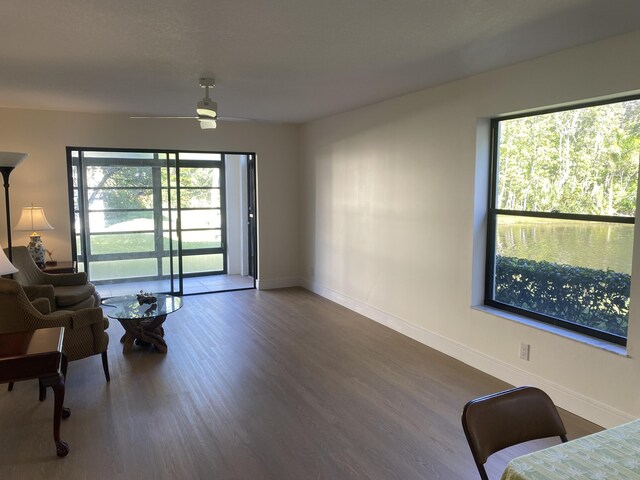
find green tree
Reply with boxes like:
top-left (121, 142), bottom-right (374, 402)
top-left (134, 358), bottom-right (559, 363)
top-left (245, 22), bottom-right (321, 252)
top-left (497, 100), bottom-right (640, 216)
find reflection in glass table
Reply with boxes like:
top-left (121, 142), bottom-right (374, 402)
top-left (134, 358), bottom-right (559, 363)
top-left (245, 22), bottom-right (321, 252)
top-left (102, 294), bottom-right (183, 353)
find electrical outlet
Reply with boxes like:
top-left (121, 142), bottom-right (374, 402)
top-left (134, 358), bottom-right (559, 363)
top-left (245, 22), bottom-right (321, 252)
top-left (519, 342), bottom-right (530, 361)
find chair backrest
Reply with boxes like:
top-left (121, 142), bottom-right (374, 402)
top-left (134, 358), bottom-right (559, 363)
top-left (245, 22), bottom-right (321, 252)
top-left (4, 246), bottom-right (45, 287)
top-left (461, 386), bottom-right (568, 480)
top-left (0, 278), bottom-right (43, 333)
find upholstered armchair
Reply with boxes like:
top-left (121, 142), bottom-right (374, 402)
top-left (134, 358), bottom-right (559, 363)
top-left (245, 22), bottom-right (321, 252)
top-left (0, 278), bottom-right (110, 383)
top-left (5, 246), bottom-right (100, 311)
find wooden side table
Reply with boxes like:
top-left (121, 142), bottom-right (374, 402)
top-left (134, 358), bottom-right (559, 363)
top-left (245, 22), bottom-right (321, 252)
top-left (42, 261), bottom-right (77, 274)
top-left (0, 327), bottom-right (70, 457)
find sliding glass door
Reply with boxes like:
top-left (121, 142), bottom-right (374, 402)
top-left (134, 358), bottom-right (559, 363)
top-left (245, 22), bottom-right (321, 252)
top-left (67, 148), bottom-right (253, 296)
top-left (171, 152), bottom-right (226, 294)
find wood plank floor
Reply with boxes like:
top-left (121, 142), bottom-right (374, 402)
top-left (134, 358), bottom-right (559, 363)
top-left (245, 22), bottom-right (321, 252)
top-left (0, 288), bottom-right (600, 479)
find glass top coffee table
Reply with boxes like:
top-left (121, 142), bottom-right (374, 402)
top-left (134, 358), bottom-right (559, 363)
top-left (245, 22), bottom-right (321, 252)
top-left (102, 294), bottom-right (182, 353)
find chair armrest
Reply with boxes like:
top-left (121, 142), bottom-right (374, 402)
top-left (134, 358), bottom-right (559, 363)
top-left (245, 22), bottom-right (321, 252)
top-left (31, 297), bottom-right (52, 314)
top-left (55, 307), bottom-right (106, 329)
top-left (22, 285), bottom-right (56, 311)
top-left (26, 311), bottom-right (74, 329)
top-left (23, 284), bottom-right (55, 301)
top-left (59, 308), bottom-right (108, 354)
top-left (43, 271), bottom-right (89, 287)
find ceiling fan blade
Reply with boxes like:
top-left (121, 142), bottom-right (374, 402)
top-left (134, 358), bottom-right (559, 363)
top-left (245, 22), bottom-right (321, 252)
top-left (130, 116), bottom-right (196, 119)
top-left (217, 116), bottom-right (255, 122)
top-left (131, 115), bottom-right (256, 123)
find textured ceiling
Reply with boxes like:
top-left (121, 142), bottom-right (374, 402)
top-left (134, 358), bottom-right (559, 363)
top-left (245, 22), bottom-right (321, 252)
top-left (0, 0), bottom-right (639, 123)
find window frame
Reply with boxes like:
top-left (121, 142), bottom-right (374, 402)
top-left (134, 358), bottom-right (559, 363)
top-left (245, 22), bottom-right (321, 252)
top-left (484, 95), bottom-right (640, 346)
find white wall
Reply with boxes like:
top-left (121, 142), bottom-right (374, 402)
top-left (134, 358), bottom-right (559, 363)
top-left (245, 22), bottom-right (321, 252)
top-left (225, 154), bottom-right (249, 276)
top-left (300, 30), bottom-right (640, 427)
top-left (0, 110), bottom-right (300, 288)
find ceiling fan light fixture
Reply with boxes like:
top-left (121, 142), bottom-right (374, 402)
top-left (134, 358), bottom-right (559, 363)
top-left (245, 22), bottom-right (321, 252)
top-left (129, 77), bottom-right (229, 130)
top-left (198, 117), bottom-right (217, 129)
top-left (197, 99), bottom-right (217, 118)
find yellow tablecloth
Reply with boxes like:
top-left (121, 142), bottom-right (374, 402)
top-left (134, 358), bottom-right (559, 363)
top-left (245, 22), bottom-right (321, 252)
top-left (501, 419), bottom-right (640, 479)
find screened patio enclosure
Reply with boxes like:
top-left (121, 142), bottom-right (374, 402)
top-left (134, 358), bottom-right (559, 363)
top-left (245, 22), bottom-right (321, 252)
top-left (67, 149), bottom-right (256, 296)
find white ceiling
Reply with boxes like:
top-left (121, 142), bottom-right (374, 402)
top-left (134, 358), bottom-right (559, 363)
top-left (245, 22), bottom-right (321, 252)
top-left (1, 0), bottom-right (639, 123)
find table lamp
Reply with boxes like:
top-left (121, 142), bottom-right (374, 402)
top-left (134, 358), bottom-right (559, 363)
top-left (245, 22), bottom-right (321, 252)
top-left (14, 206), bottom-right (54, 268)
top-left (0, 245), bottom-right (18, 276)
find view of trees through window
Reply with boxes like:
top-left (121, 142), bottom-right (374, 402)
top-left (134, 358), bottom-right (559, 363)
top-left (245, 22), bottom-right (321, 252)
top-left (487, 97), bottom-right (640, 344)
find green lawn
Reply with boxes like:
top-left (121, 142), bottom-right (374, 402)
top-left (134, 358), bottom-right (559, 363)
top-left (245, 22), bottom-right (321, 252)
top-left (88, 233), bottom-right (220, 254)
top-left (81, 233), bottom-right (223, 281)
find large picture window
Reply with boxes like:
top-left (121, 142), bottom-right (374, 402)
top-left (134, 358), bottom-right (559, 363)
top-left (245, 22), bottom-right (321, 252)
top-left (485, 97), bottom-right (640, 345)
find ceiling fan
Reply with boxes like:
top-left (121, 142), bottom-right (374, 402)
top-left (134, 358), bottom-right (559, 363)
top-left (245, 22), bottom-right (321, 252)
top-left (131, 78), bottom-right (246, 129)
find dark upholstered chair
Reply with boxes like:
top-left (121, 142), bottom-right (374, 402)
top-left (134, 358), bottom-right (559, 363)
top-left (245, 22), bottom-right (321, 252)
top-left (461, 386), bottom-right (568, 480)
top-left (0, 278), bottom-right (110, 385)
top-left (6, 246), bottom-right (100, 311)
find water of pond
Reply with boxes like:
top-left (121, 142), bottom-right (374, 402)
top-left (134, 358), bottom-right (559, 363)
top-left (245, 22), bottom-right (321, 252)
top-left (496, 217), bottom-right (634, 274)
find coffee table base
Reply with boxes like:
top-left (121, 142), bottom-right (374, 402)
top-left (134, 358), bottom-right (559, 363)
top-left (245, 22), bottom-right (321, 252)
top-left (118, 315), bottom-right (168, 353)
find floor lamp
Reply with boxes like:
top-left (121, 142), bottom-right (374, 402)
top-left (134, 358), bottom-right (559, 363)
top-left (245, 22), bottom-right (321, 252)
top-left (0, 152), bottom-right (27, 262)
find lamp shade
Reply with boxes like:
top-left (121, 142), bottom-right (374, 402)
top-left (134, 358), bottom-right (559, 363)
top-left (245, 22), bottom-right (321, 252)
top-left (0, 152), bottom-right (28, 168)
top-left (0, 247), bottom-right (18, 275)
top-left (14, 206), bottom-right (54, 232)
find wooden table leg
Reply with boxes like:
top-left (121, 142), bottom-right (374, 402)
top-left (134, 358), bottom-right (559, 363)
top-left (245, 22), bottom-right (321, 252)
top-left (118, 316), bottom-right (168, 353)
top-left (39, 353), bottom-right (68, 402)
top-left (120, 331), bottom-right (136, 353)
top-left (60, 354), bottom-right (70, 420)
top-left (40, 372), bottom-right (69, 457)
top-left (144, 315), bottom-right (168, 352)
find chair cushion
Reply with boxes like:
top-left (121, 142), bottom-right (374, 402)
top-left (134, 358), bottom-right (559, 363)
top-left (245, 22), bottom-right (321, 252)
top-left (54, 284), bottom-right (96, 307)
top-left (31, 297), bottom-right (52, 314)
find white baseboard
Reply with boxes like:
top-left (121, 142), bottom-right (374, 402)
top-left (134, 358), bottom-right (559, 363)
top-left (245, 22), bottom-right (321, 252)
top-left (257, 277), bottom-right (301, 290)
top-left (302, 279), bottom-right (634, 428)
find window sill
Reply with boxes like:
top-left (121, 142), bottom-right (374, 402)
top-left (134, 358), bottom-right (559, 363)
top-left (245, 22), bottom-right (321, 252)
top-left (472, 305), bottom-right (628, 357)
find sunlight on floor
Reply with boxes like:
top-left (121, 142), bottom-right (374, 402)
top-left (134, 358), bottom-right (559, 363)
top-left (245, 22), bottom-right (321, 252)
top-left (96, 274), bottom-right (254, 298)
